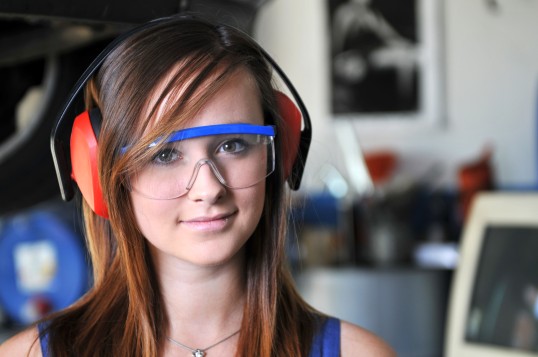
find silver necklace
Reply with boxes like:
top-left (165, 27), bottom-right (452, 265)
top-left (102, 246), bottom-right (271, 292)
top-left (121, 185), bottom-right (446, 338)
top-left (166, 329), bottom-right (240, 357)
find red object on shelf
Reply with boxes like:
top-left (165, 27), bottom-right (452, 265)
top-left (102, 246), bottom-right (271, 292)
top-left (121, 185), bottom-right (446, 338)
top-left (364, 151), bottom-right (397, 185)
top-left (458, 147), bottom-right (495, 221)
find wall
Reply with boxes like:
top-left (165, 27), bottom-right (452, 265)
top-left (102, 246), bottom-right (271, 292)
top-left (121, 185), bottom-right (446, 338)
top-left (254, 0), bottom-right (538, 192)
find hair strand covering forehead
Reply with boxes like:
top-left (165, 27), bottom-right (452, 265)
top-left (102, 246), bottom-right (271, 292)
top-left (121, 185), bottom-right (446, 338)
top-left (98, 15), bottom-right (274, 149)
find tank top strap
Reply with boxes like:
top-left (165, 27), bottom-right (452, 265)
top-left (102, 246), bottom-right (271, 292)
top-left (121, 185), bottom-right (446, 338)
top-left (37, 321), bottom-right (51, 357)
top-left (309, 317), bottom-right (341, 357)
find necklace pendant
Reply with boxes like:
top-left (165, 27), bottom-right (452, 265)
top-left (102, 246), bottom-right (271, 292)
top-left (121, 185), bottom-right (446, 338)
top-left (192, 349), bottom-right (205, 357)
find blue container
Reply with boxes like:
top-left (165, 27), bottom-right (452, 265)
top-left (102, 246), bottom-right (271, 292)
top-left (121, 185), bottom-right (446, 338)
top-left (0, 209), bottom-right (88, 324)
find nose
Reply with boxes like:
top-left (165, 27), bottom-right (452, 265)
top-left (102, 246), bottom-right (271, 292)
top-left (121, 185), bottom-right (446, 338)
top-left (186, 160), bottom-right (226, 202)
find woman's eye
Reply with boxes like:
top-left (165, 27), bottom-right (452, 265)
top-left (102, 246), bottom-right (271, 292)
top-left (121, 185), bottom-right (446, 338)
top-left (152, 148), bottom-right (181, 164)
top-left (218, 139), bottom-right (247, 154)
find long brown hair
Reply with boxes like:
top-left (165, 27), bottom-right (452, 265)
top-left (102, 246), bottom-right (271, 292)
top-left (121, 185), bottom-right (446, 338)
top-left (39, 15), bottom-right (320, 357)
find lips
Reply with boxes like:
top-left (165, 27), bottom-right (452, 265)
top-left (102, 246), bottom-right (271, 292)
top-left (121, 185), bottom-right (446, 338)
top-left (180, 211), bottom-right (236, 232)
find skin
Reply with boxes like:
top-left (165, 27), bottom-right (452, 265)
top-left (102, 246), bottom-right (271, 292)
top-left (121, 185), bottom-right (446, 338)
top-left (0, 68), bottom-right (395, 357)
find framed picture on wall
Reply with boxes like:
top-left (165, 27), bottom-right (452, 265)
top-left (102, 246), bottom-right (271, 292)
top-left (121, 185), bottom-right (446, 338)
top-left (328, 0), bottom-right (445, 130)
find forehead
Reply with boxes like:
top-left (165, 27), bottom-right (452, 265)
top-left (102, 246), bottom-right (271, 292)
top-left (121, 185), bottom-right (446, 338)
top-left (147, 65), bottom-right (264, 132)
top-left (192, 68), bottom-right (264, 127)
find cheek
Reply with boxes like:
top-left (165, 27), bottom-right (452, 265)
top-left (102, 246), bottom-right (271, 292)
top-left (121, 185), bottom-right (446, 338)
top-left (240, 184), bottom-right (266, 226)
top-left (130, 194), bottom-right (176, 237)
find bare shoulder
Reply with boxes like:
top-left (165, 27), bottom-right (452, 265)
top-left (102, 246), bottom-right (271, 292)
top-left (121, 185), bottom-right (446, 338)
top-left (0, 326), bottom-right (42, 357)
top-left (340, 320), bottom-right (396, 357)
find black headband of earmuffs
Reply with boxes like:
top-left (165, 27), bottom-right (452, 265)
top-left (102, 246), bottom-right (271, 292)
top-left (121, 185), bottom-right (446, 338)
top-left (50, 14), bottom-right (312, 202)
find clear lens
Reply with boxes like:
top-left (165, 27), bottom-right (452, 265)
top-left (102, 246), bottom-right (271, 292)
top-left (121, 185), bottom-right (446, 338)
top-left (130, 131), bottom-right (275, 199)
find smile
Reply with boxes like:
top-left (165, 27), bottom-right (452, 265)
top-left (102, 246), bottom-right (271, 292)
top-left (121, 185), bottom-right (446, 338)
top-left (180, 212), bottom-right (236, 232)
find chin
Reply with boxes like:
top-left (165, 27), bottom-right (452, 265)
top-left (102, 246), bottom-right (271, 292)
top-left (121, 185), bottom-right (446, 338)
top-left (189, 245), bottom-right (246, 268)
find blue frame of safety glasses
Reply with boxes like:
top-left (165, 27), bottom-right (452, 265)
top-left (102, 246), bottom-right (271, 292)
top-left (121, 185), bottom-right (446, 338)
top-left (151, 123), bottom-right (275, 146)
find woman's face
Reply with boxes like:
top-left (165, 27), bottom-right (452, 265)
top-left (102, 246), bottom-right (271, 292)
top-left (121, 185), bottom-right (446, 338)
top-left (130, 69), bottom-right (267, 269)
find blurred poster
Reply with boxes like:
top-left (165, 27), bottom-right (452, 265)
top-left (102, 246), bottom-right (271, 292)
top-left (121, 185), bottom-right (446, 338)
top-left (328, 0), bottom-right (444, 127)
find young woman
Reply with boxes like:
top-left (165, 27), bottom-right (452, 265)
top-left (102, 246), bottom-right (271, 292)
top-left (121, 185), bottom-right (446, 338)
top-left (0, 15), bottom-right (395, 357)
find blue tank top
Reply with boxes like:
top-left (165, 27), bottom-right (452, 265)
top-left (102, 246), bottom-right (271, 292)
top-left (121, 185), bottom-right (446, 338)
top-left (37, 322), bottom-right (50, 357)
top-left (309, 317), bottom-right (341, 357)
top-left (38, 317), bottom-right (340, 356)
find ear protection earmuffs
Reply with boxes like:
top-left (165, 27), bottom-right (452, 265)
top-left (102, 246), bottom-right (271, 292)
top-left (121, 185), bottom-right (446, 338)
top-left (51, 15), bottom-right (312, 219)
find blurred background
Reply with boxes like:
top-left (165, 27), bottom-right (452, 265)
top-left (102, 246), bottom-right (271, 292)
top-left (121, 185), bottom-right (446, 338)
top-left (1, 1), bottom-right (537, 356)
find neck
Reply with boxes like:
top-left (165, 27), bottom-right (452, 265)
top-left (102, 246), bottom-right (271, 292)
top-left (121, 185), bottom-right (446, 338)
top-left (154, 248), bottom-right (246, 345)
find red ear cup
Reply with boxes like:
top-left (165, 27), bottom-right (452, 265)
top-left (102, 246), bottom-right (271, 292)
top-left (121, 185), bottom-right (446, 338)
top-left (70, 111), bottom-right (109, 218)
top-left (276, 91), bottom-right (302, 181)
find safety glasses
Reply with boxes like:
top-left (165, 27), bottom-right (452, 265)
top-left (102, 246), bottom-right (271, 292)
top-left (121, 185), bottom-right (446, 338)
top-left (128, 123), bottom-right (275, 199)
